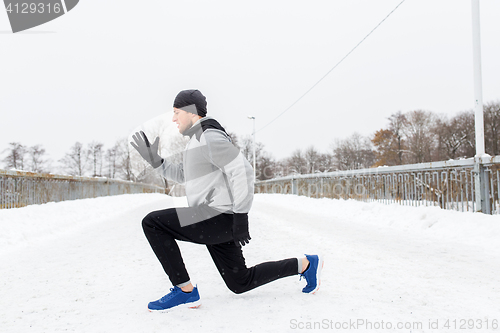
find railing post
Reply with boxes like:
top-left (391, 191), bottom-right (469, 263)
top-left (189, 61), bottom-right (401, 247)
top-left (474, 158), bottom-right (490, 213)
top-left (292, 177), bottom-right (298, 195)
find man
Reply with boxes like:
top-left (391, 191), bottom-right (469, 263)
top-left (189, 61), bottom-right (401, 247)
top-left (131, 89), bottom-right (323, 312)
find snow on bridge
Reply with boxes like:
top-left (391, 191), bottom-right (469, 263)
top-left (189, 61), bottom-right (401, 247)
top-left (1, 193), bottom-right (499, 332)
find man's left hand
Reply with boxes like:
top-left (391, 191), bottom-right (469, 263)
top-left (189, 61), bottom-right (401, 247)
top-left (232, 213), bottom-right (251, 247)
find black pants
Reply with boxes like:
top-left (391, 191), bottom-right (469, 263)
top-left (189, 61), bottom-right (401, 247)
top-left (142, 206), bottom-right (298, 294)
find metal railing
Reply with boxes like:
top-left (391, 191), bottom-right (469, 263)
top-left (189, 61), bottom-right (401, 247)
top-left (0, 169), bottom-right (165, 209)
top-left (255, 156), bottom-right (500, 214)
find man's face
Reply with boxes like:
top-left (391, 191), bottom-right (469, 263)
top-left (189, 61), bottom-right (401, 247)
top-left (172, 108), bottom-right (195, 134)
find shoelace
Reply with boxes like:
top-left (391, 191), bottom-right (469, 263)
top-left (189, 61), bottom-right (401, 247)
top-left (299, 271), bottom-right (313, 286)
top-left (160, 287), bottom-right (181, 302)
top-left (299, 261), bottom-right (313, 282)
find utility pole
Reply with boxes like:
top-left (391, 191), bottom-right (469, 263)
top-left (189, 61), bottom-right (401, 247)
top-left (471, 0), bottom-right (489, 213)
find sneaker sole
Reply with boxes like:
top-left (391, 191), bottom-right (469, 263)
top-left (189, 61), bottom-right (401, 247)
top-left (310, 254), bottom-right (324, 294)
top-left (148, 299), bottom-right (202, 313)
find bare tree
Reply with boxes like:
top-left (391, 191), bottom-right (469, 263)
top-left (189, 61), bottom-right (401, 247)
top-left (332, 133), bottom-right (374, 170)
top-left (455, 110), bottom-right (476, 158)
top-left (59, 142), bottom-right (87, 176)
top-left (256, 151), bottom-right (276, 180)
top-left (2, 142), bottom-right (26, 170)
top-left (105, 142), bottom-right (121, 178)
top-left (433, 114), bottom-right (469, 160)
top-left (239, 135), bottom-right (264, 168)
top-left (88, 142), bottom-right (104, 177)
top-left (116, 138), bottom-right (134, 181)
top-left (432, 114), bottom-right (447, 161)
top-left (402, 110), bottom-right (435, 163)
top-left (316, 153), bottom-right (335, 173)
top-left (304, 146), bottom-right (321, 174)
top-left (484, 101), bottom-right (500, 156)
top-left (236, 135), bottom-right (276, 181)
top-left (387, 111), bottom-right (407, 164)
top-left (28, 145), bottom-right (50, 173)
top-left (286, 149), bottom-right (308, 174)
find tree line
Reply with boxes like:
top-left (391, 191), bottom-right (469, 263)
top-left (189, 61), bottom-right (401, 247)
top-left (1, 139), bottom-right (137, 180)
top-left (2, 100), bottom-right (499, 183)
top-left (1, 132), bottom-right (183, 188)
top-left (234, 100), bottom-right (500, 180)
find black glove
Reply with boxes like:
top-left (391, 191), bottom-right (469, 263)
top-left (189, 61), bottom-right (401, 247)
top-left (233, 213), bottom-right (251, 247)
top-left (130, 131), bottom-right (163, 168)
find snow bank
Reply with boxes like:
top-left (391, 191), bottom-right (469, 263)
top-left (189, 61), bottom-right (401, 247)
top-left (256, 194), bottom-right (500, 255)
top-left (0, 193), bottom-right (184, 255)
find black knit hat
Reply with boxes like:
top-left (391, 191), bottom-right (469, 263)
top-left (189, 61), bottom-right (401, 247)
top-left (173, 89), bottom-right (207, 117)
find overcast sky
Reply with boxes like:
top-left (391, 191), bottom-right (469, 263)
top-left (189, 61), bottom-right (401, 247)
top-left (1, 0), bottom-right (499, 167)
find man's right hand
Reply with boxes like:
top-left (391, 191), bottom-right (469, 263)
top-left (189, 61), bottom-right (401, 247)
top-left (130, 131), bottom-right (163, 168)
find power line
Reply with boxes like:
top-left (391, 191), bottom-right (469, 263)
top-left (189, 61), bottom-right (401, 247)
top-left (256, 0), bottom-right (407, 134)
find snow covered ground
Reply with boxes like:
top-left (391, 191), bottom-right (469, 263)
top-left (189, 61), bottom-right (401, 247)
top-left (1, 193), bottom-right (499, 333)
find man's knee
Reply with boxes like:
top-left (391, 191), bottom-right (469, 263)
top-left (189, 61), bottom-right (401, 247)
top-left (229, 287), bottom-right (245, 294)
top-left (142, 208), bottom-right (179, 233)
top-left (142, 212), bottom-right (156, 231)
top-left (220, 267), bottom-right (252, 294)
top-left (224, 277), bottom-right (247, 294)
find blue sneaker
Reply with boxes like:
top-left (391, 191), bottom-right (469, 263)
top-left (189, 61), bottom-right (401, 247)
top-left (148, 286), bottom-right (201, 312)
top-left (300, 254), bottom-right (324, 294)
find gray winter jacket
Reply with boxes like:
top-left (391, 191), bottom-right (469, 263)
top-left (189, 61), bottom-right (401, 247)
top-left (157, 116), bottom-right (254, 215)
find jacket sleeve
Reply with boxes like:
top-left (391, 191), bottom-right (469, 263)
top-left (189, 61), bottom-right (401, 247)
top-left (155, 155), bottom-right (185, 184)
top-left (202, 130), bottom-right (254, 213)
